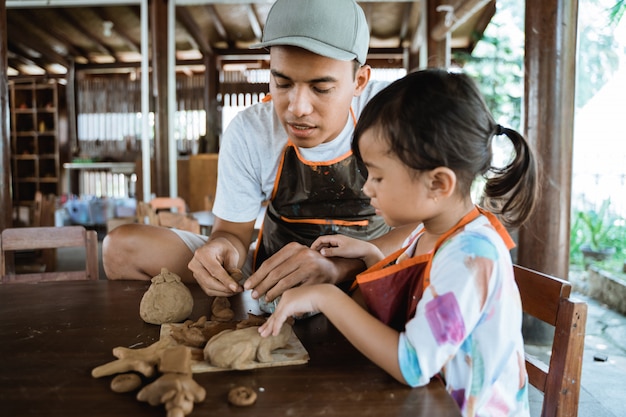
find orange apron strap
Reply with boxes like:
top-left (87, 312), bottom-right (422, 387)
top-left (476, 207), bottom-right (516, 250)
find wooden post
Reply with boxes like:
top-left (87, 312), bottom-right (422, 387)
top-left (427, 0), bottom-right (450, 68)
top-left (151, 0), bottom-right (170, 197)
top-left (519, 0), bottom-right (579, 343)
top-left (204, 54), bottom-right (220, 153)
top-left (1, 0), bottom-right (12, 231)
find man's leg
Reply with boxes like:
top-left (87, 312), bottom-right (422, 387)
top-left (103, 223), bottom-right (196, 282)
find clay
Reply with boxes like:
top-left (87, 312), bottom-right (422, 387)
top-left (110, 373), bottom-right (143, 393)
top-left (169, 313), bottom-right (268, 348)
top-left (211, 296), bottom-right (234, 322)
top-left (137, 346), bottom-right (206, 417)
top-left (227, 386), bottom-right (257, 406)
top-left (140, 268), bottom-right (194, 325)
top-left (92, 358), bottom-right (156, 378)
top-left (169, 316), bottom-right (238, 348)
top-left (236, 313), bottom-right (267, 329)
top-left (92, 339), bottom-right (172, 378)
top-left (203, 323), bottom-right (292, 369)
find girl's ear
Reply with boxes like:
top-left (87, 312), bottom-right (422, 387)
top-left (427, 167), bottom-right (457, 199)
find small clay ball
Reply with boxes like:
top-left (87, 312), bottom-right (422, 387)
top-left (228, 386), bottom-right (257, 406)
top-left (139, 268), bottom-right (194, 325)
top-left (110, 373), bottom-right (142, 393)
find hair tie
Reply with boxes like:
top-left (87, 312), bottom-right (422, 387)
top-left (495, 125), bottom-right (505, 135)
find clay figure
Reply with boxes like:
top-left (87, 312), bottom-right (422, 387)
top-left (140, 268), bottom-right (194, 325)
top-left (137, 346), bottom-right (206, 417)
top-left (203, 323), bottom-right (292, 369)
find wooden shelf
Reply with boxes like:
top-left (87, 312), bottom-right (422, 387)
top-left (9, 79), bottom-right (66, 204)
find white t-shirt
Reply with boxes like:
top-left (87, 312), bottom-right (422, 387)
top-left (212, 80), bottom-right (389, 223)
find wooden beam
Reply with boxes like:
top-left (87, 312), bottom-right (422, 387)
top-left (206, 4), bottom-right (230, 46)
top-left (427, 0), bottom-right (449, 67)
top-left (56, 8), bottom-right (118, 59)
top-left (177, 6), bottom-right (213, 56)
top-left (247, 4), bottom-right (262, 41)
top-left (95, 7), bottom-right (141, 53)
top-left (398, 2), bottom-right (414, 48)
top-left (8, 11), bottom-right (91, 62)
top-left (1, 0), bottom-right (13, 231)
top-left (430, 0), bottom-right (493, 41)
top-left (6, 27), bottom-right (69, 68)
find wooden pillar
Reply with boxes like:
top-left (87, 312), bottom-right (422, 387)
top-left (151, 0), bottom-right (170, 196)
top-left (519, 0), bottom-right (578, 343)
top-left (427, 0), bottom-right (449, 68)
top-left (204, 54), bottom-right (219, 153)
top-left (1, 0), bottom-right (12, 231)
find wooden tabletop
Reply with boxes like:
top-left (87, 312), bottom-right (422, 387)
top-left (0, 280), bottom-right (462, 417)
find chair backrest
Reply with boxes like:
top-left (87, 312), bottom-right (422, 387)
top-left (1, 226), bottom-right (99, 283)
top-left (136, 201), bottom-right (200, 234)
top-left (514, 264), bottom-right (587, 417)
top-left (149, 197), bottom-right (187, 214)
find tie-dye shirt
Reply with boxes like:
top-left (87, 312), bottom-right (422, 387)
top-left (397, 214), bottom-right (530, 417)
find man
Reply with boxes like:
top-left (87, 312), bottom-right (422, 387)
top-left (103, 0), bottom-right (413, 302)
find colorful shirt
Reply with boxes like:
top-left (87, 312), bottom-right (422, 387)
top-left (398, 215), bottom-right (530, 417)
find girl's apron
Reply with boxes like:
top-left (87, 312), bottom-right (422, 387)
top-left (356, 207), bottom-right (515, 331)
top-left (253, 109), bottom-right (390, 270)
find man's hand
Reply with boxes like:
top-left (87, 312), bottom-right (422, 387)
top-left (188, 236), bottom-right (244, 297)
top-left (244, 242), bottom-right (362, 302)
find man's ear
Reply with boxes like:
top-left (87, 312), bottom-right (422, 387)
top-left (428, 167), bottom-right (457, 199)
top-left (354, 64), bottom-right (371, 96)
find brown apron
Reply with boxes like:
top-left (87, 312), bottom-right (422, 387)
top-left (356, 207), bottom-right (515, 331)
top-left (253, 110), bottom-right (390, 270)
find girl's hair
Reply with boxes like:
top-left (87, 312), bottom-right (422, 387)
top-left (353, 68), bottom-right (538, 228)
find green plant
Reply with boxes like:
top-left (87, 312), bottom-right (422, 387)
top-left (570, 199), bottom-right (626, 268)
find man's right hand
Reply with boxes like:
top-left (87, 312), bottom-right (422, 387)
top-left (188, 236), bottom-right (244, 297)
top-left (189, 217), bottom-right (256, 297)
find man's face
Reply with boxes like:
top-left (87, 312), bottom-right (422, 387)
top-left (269, 46), bottom-right (369, 148)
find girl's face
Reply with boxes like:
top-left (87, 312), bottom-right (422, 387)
top-left (359, 129), bottom-right (431, 228)
top-left (269, 46), bottom-right (369, 148)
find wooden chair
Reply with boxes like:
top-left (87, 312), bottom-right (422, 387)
top-left (136, 200), bottom-right (200, 234)
top-left (1, 226), bottom-right (99, 283)
top-left (149, 197), bottom-right (187, 214)
top-left (31, 191), bottom-right (58, 271)
top-left (514, 265), bottom-right (587, 417)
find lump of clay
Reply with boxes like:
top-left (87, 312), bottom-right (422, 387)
top-left (140, 268), bottom-right (194, 325)
top-left (203, 323), bottom-right (292, 369)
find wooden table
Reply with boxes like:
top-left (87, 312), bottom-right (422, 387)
top-left (0, 280), bottom-right (462, 416)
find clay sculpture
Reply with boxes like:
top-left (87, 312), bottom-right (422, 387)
top-left (140, 268), bottom-right (194, 325)
top-left (203, 323), bottom-right (292, 369)
top-left (137, 345), bottom-right (206, 417)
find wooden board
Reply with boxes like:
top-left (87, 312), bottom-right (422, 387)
top-left (160, 323), bottom-right (309, 373)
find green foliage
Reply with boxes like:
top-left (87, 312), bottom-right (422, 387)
top-left (609, 0), bottom-right (626, 24)
top-left (453, 0), bottom-right (525, 130)
top-left (570, 199), bottom-right (626, 269)
top-left (576, 1), bottom-right (622, 108)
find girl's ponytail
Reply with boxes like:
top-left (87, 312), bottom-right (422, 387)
top-left (483, 126), bottom-right (539, 228)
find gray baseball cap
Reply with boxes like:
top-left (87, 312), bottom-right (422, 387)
top-left (250, 0), bottom-right (370, 65)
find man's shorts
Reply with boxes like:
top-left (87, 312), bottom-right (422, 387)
top-left (170, 228), bottom-right (209, 252)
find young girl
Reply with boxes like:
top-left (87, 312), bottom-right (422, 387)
top-left (259, 69), bottom-right (537, 417)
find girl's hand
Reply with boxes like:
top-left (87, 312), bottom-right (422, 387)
top-left (258, 285), bottom-right (330, 337)
top-left (311, 234), bottom-right (384, 268)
